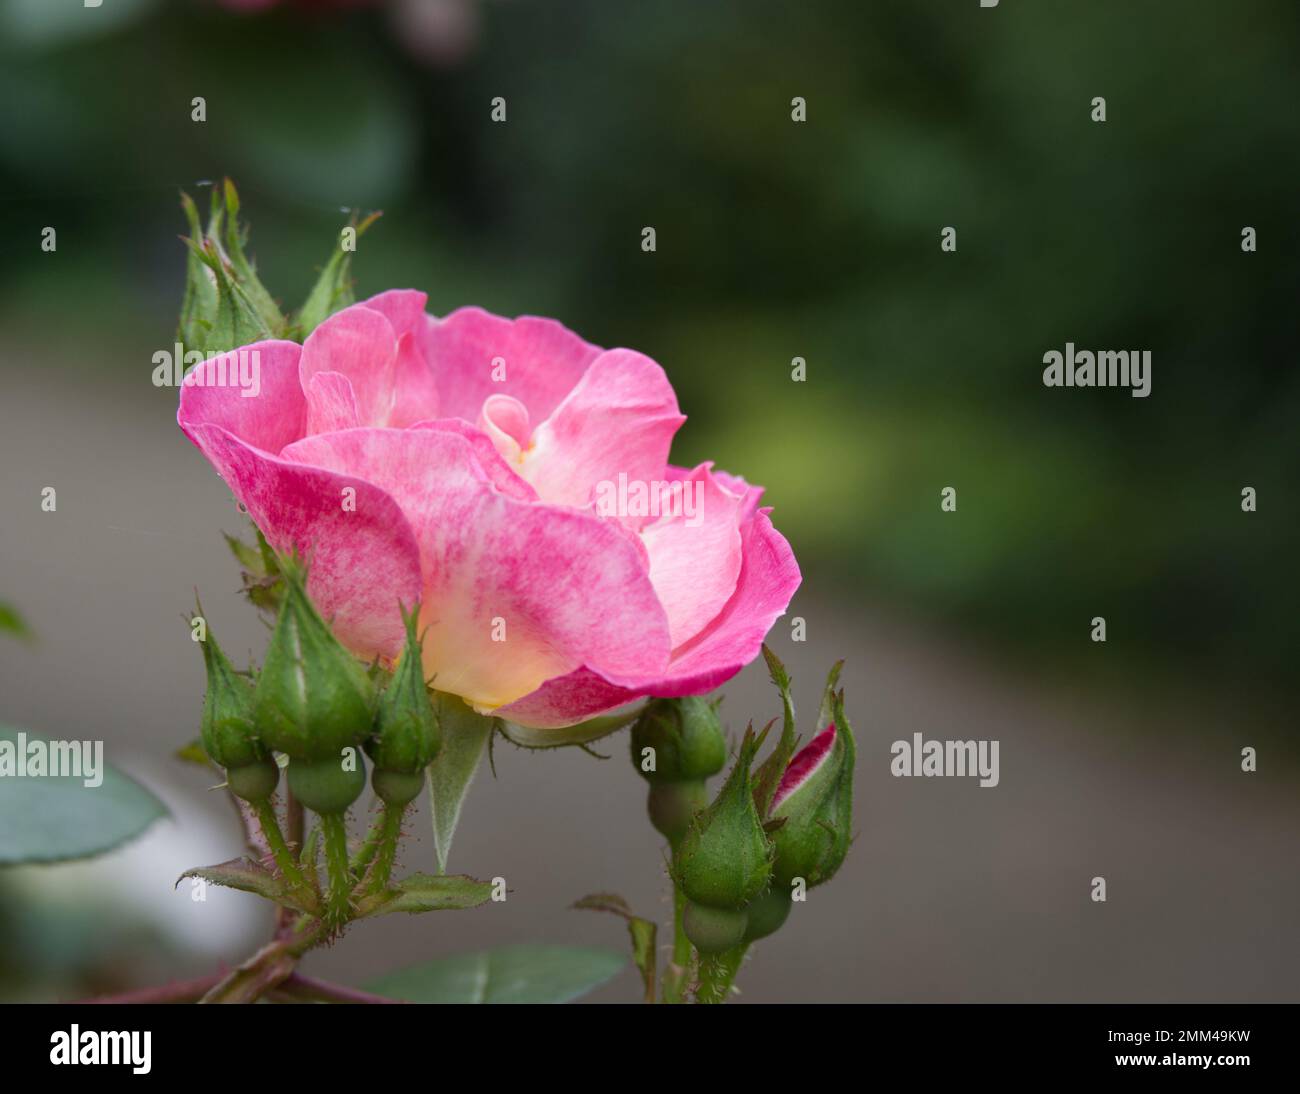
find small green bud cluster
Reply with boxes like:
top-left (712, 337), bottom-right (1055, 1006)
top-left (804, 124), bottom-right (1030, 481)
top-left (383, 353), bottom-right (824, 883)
top-left (193, 556), bottom-right (446, 932)
top-left (637, 651), bottom-right (856, 961)
top-left (197, 559), bottom-right (443, 819)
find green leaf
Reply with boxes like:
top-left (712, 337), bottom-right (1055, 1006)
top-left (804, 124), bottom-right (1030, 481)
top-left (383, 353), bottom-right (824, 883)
top-left (365, 945), bottom-right (627, 1004)
top-left (0, 726), bottom-right (167, 865)
top-left (177, 857), bottom-right (317, 915)
top-left (427, 694), bottom-right (495, 874)
top-left (356, 873), bottom-right (495, 919)
top-left (0, 600), bottom-right (32, 641)
top-left (572, 892), bottom-right (657, 1003)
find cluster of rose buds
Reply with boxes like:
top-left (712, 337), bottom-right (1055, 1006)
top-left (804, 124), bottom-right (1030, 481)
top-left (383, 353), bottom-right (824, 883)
top-left (196, 553), bottom-right (440, 927)
top-left (630, 650), bottom-right (855, 998)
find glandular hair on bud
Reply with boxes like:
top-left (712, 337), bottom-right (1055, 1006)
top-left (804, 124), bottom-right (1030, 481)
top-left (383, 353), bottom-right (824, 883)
top-left (630, 696), bottom-right (727, 785)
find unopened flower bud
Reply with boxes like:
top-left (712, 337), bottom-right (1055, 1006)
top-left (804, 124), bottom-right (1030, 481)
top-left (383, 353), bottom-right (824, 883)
top-left (677, 728), bottom-right (773, 941)
top-left (742, 886), bottom-right (793, 943)
top-left (630, 696), bottom-right (727, 785)
top-left (253, 556), bottom-right (374, 761)
top-left (769, 698), bottom-right (855, 889)
top-left (365, 607), bottom-right (440, 792)
top-left (287, 751), bottom-right (368, 815)
top-left (195, 613), bottom-right (279, 802)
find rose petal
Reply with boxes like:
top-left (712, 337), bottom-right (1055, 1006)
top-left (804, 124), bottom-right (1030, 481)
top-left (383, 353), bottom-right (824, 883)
top-left (177, 340), bottom-right (306, 455)
top-left (477, 393), bottom-right (531, 465)
top-left (498, 506), bottom-right (800, 727)
top-left (669, 462), bottom-right (765, 521)
top-left (181, 423), bottom-right (422, 658)
top-left (771, 722), bottom-right (837, 813)
top-left (640, 463), bottom-right (744, 648)
top-left (300, 305), bottom-right (398, 428)
top-left (281, 428), bottom-right (672, 710)
top-left (520, 348), bottom-right (685, 516)
top-left (418, 306), bottom-right (602, 423)
top-left (305, 372), bottom-right (361, 435)
top-left (409, 419), bottom-right (537, 502)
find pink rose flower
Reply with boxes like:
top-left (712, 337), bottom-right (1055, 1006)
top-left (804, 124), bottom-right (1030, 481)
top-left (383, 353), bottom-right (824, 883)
top-left (178, 292), bottom-right (799, 728)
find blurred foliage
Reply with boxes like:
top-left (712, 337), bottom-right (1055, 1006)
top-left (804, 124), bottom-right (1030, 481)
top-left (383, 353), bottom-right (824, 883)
top-left (0, 0), bottom-right (1296, 691)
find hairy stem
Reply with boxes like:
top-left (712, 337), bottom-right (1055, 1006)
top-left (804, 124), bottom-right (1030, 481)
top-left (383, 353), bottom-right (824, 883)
top-left (662, 842), bottom-right (693, 1004)
top-left (695, 945), bottom-right (747, 1004)
top-left (252, 798), bottom-right (309, 892)
top-left (351, 808), bottom-right (387, 877)
top-left (319, 812), bottom-right (353, 931)
top-left (365, 803), bottom-right (406, 895)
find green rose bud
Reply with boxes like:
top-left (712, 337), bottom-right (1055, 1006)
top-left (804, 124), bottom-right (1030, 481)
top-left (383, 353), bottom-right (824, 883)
top-left (677, 727), bottom-right (773, 921)
top-left (196, 615), bottom-right (260, 769)
top-left (365, 607), bottom-right (441, 782)
top-left (287, 751), bottom-right (368, 815)
top-left (225, 757), bottom-right (280, 805)
top-left (630, 696), bottom-right (727, 785)
top-left (683, 902), bottom-right (748, 954)
top-left (768, 687), bottom-right (855, 889)
top-left (741, 886), bottom-right (793, 943)
top-left (253, 556), bottom-right (374, 761)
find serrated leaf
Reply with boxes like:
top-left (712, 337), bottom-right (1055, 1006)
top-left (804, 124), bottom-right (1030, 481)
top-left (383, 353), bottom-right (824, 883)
top-left (176, 856), bottom-right (316, 914)
top-left (0, 726), bottom-right (166, 865)
top-left (365, 944), bottom-right (627, 1004)
top-left (427, 694), bottom-right (495, 874)
top-left (356, 872), bottom-right (495, 918)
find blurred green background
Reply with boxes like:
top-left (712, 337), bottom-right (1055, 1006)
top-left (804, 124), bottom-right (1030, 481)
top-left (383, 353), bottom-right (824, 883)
top-left (1, 0), bottom-right (1297, 1003)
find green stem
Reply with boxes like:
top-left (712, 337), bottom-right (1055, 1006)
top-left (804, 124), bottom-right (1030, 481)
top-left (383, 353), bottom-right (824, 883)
top-left (351, 809), bottom-right (387, 877)
top-left (661, 841), bottom-right (693, 1004)
top-left (319, 812), bottom-right (353, 930)
top-left (695, 945), bottom-right (747, 1004)
top-left (252, 798), bottom-right (308, 891)
top-left (365, 803), bottom-right (406, 895)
